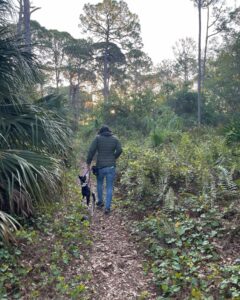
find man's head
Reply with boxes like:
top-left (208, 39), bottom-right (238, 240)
top-left (98, 125), bottom-right (111, 134)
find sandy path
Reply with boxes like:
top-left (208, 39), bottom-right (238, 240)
top-left (87, 208), bottom-right (157, 300)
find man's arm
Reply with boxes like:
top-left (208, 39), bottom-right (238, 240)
top-left (86, 137), bottom-right (98, 165)
top-left (115, 139), bottom-right (122, 159)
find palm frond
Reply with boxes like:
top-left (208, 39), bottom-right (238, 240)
top-left (0, 210), bottom-right (19, 242)
top-left (0, 28), bottom-right (40, 101)
top-left (0, 0), bottom-right (13, 24)
top-left (0, 15), bottom-right (71, 236)
top-left (36, 93), bottom-right (68, 118)
top-left (0, 102), bottom-right (71, 154)
top-left (0, 149), bottom-right (60, 216)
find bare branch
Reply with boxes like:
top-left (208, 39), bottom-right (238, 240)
top-left (30, 7), bottom-right (41, 15)
top-left (208, 3), bottom-right (225, 28)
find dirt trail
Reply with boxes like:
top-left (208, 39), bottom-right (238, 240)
top-left (87, 208), bottom-right (156, 300)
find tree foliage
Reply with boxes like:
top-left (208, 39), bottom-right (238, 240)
top-left (205, 32), bottom-right (240, 114)
top-left (79, 0), bottom-right (142, 101)
top-left (31, 21), bottom-right (73, 90)
top-left (173, 37), bottom-right (197, 83)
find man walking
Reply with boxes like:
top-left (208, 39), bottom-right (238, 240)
top-left (86, 125), bottom-right (122, 214)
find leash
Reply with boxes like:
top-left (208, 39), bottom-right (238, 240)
top-left (82, 169), bottom-right (90, 177)
top-left (86, 168), bottom-right (95, 217)
top-left (81, 168), bottom-right (90, 182)
top-left (88, 169), bottom-right (91, 189)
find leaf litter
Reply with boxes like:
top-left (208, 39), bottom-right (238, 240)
top-left (87, 208), bottom-right (157, 300)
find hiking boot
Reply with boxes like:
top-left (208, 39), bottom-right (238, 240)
top-left (104, 208), bottom-right (110, 215)
top-left (96, 202), bottom-right (104, 209)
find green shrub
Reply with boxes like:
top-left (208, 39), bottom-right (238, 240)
top-left (225, 119), bottom-right (240, 145)
top-left (119, 129), bottom-right (240, 212)
top-left (150, 129), bottom-right (165, 147)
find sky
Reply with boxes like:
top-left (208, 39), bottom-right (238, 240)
top-left (30, 0), bottom-right (239, 65)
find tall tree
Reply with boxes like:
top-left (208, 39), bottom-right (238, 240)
top-left (125, 49), bottom-right (153, 92)
top-left (154, 60), bottom-right (177, 95)
top-left (64, 38), bottom-right (95, 129)
top-left (192, 0), bottom-right (217, 125)
top-left (17, 0), bottom-right (23, 36)
top-left (93, 41), bottom-right (126, 92)
top-left (47, 30), bottom-right (73, 90)
top-left (31, 21), bottom-right (73, 90)
top-left (23, 0), bottom-right (30, 50)
top-left (205, 22), bottom-right (240, 114)
top-left (17, 0), bottom-right (40, 52)
top-left (202, 0), bottom-right (233, 86)
top-left (173, 37), bottom-right (197, 84)
top-left (192, 0), bottom-right (233, 124)
top-left (197, 0), bottom-right (203, 125)
top-left (79, 0), bottom-right (142, 102)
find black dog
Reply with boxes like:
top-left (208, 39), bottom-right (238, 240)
top-left (78, 175), bottom-right (96, 206)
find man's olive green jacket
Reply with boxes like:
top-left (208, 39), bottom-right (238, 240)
top-left (86, 132), bottom-right (122, 168)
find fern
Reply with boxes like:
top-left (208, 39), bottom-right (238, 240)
top-left (156, 175), bottom-right (169, 204)
top-left (214, 165), bottom-right (238, 201)
top-left (163, 187), bottom-right (177, 213)
top-left (209, 174), bottom-right (217, 207)
top-left (217, 165), bottom-right (237, 193)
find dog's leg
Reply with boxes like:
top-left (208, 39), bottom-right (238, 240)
top-left (82, 196), bottom-right (86, 207)
top-left (86, 194), bottom-right (90, 206)
top-left (92, 192), bottom-right (96, 203)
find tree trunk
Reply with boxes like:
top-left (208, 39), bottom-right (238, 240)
top-left (103, 20), bottom-right (110, 103)
top-left (103, 49), bottom-right (109, 102)
top-left (23, 0), bottom-right (31, 52)
top-left (184, 61), bottom-right (188, 82)
top-left (202, 5), bottom-right (210, 89)
top-left (71, 85), bottom-right (80, 131)
top-left (197, 0), bottom-right (202, 126)
top-left (77, 73), bottom-right (83, 112)
top-left (17, 0), bottom-right (23, 36)
top-left (69, 73), bottom-right (81, 131)
top-left (54, 52), bottom-right (60, 91)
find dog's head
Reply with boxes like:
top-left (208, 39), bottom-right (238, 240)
top-left (79, 175), bottom-right (86, 184)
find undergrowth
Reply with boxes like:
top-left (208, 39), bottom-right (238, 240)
top-left (118, 129), bottom-right (240, 299)
top-left (0, 169), bottom-right (91, 299)
top-left (134, 207), bottom-right (240, 299)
